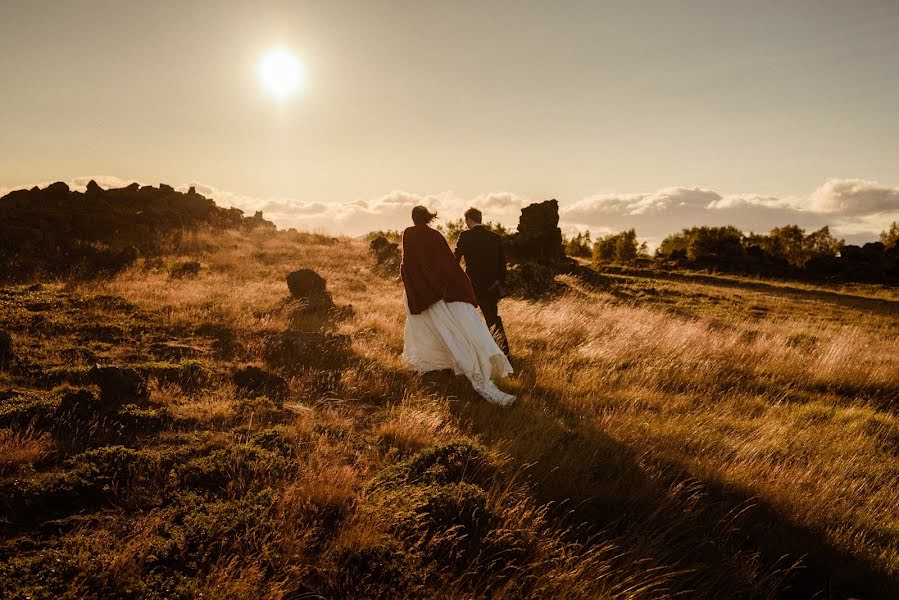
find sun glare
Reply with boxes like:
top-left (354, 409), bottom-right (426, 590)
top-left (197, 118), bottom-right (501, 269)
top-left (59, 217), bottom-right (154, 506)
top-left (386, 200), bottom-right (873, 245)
top-left (259, 47), bottom-right (305, 100)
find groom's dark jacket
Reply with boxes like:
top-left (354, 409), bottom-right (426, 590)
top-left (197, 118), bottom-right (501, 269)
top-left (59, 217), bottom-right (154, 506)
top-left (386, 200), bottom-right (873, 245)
top-left (454, 225), bottom-right (506, 293)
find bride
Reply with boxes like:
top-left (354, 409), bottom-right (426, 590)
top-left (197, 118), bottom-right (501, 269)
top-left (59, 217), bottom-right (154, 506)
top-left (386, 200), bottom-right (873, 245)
top-left (400, 205), bottom-right (515, 406)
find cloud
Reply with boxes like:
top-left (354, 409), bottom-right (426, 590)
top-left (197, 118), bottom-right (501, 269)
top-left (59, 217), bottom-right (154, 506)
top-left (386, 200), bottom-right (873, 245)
top-left (807, 178), bottom-right (899, 216)
top-left (564, 187), bottom-right (722, 220)
top-left (474, 192), bottom-right (526, 211)
top-left (170, 185), bottom-right (525, 236)
top-left (706, 194), bottom-right (798, 210)
top-left (561, 178), bottom-right (898, 248)
top-left (3, 176), bottom-right (896, 245)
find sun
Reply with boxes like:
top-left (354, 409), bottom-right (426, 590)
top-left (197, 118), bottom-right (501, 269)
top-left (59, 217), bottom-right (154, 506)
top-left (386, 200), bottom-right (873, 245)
top-left (259, 47), bottom-right (305, 100)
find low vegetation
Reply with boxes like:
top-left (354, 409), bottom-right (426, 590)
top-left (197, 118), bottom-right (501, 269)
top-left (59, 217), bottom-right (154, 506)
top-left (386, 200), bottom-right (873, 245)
top-left (1, 220), bottom-right (897, 598)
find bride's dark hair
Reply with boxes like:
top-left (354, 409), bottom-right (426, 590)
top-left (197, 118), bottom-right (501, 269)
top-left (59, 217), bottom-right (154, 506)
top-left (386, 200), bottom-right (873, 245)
top-left (411, 205), bottom-right (437, 226)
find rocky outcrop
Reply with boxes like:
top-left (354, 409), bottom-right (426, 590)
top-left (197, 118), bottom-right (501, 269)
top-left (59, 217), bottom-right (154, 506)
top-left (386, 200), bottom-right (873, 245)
top-left (498, 199), bottom-right (575, 298)
top-left (0, 181), bottom-right (277, 281)
top-left (506, 200), bottom-right (564, 264)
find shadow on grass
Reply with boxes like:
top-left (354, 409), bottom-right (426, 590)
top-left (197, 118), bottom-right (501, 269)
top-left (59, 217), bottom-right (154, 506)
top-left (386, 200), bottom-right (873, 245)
top-left (421, 365), bottom-right (899, 600)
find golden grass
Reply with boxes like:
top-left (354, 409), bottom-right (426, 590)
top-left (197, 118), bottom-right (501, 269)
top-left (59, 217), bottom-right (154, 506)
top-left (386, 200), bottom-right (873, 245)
top-left (0, 428), bottom-right (51, 475)
top-left (12, 227), bottom-right (896, 597)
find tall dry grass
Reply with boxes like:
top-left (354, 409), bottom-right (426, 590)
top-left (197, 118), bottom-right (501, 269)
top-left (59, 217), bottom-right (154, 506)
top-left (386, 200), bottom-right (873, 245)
top-left (43, 228), bottom-right (898, 596)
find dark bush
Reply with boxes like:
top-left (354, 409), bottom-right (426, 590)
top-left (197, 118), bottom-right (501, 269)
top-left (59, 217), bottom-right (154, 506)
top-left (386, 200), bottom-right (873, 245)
top-left (251, 426), bottom-right (300, 456)
top-left (369, 235), bottom-right (401, 275)
top-left (175, 445), bottom-right (290, 495)
top-left (0, 329), bottom-right (13, 368)
top-left (1, 446), bottom-right (163, 524)
top-left (0, 392), bottom-right (60, 430)
top-left (90, 365), bottom-right (150, 409)
top-left (233, 366), bottom-right (289, 401)
top-left (376, 439), bottom-right (495, 490)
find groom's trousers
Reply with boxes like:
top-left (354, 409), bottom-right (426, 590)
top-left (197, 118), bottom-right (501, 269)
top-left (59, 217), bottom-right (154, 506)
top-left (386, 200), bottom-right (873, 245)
top-left (476, 289), bottom-right (510, 356)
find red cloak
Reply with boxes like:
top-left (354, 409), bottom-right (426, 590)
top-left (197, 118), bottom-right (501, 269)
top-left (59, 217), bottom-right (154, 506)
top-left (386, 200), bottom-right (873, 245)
top-left (401, 224), bottom-right (478, 315)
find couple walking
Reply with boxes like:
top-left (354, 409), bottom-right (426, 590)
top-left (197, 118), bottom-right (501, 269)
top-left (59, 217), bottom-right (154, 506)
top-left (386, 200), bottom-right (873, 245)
top-left (400, 206), bottom-right (515, 405)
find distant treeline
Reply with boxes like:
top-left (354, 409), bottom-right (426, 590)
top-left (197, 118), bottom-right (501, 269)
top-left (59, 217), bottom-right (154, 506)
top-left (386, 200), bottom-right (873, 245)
top-left (0, 181), bottom-right (275, 281)
top-left (565, 222), bottom-right (899, 283)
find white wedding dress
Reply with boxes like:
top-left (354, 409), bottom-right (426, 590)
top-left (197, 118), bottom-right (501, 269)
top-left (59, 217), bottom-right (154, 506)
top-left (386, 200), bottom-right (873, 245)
top-left (402, 293), bottom-right (515, 405)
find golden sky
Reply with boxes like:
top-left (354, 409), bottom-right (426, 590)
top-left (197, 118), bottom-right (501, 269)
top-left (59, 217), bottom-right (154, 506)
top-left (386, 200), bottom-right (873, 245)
top-left (1, 1), bottom-right (897, 243)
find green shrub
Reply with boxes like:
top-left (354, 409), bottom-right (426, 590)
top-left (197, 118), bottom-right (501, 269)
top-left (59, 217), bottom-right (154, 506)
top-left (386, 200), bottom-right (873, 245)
top-left (175, 445), bottom-right (290, 494)
top-left (375, 439), bottom-right (495, 490)
top-left (251, 426), bottom-right (300, 457)
top-left (0, 392), bottom-right (59, 429)
top-left (592, 229), bottom-right (642, 264)
top-left (1, 446), bottom-right (164, 524)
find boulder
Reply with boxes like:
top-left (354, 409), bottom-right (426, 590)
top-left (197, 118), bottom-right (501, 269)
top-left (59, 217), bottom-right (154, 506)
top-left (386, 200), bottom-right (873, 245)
top-left (233, 366), bottom-right (289, 400)
top-left (0, 330), bottom-right (13, 367)
top-left (286, 269), bottom-right (327, 298)
top-left (89, 366), bottom-right (150, 410)
top-left (159, 183), bottom-right (175, 193)
top-left (285, 269), bottom-right (342, 329)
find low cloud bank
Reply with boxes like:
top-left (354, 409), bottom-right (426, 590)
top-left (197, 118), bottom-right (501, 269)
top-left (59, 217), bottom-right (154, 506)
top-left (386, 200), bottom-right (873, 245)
top-left (2, 176), bottom-right (895, 245)
top-left (562, 179), bottom-right (898, 247)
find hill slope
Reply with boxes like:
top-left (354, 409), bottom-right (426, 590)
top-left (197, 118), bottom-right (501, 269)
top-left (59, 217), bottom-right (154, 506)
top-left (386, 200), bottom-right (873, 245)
top-left (1, 226), bottom-right (897, 599)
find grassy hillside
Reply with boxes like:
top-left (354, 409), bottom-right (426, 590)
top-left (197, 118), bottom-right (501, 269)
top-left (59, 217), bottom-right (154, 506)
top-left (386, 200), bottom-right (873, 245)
top-left (1, 227), bottom-right (897, 599)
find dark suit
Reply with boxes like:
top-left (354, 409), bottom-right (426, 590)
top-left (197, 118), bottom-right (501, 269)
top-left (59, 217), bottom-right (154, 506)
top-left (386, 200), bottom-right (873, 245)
top-left (454, 225), bottom-right (510, 355)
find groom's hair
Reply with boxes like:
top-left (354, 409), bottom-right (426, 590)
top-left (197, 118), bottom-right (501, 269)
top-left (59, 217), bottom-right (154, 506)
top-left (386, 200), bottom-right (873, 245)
top-left (464, 207), bottom-right (482, 223)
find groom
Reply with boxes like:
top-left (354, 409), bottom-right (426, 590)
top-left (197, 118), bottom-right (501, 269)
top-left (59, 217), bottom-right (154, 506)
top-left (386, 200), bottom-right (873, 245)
top-left (454, 207), bottom-right (510, 356)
